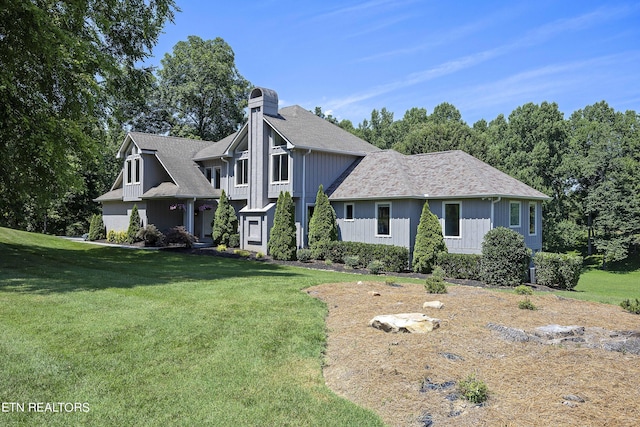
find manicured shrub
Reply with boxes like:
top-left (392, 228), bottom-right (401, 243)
top-left (367, 260), bottom-right (385, 275)
top-left (107, 230), bottom-right (127, 244)
top-left (233, 249), bottom-right (250, 257)
top-left (88, 214), bottom-right (105, 241)
top-left (296, 248), bottom-right (312, 262)
top-left (620, 299), bottom-right (640, 314)
top-left (310, 240), bottom-right (409, 272)
top-left (228, 233), bottom-right (240, 248)
top-left (533, 252), bottom-right (583, 290)
top-left (166, 226), bottom-right (197, 248)
top-left (514, 285), bottom-right (533, 295)
top-left (344, 255), bottom-right (360, 269)
top-left (424, 277), bottom-right (448, 294)
top-left (256, 252), bottom-right (265, 259)
top-left (136, 224), bottom-right (165, 247)
top-left (480, 227), bottom-right (531, 287)
top-left (126, 204), bottom-right (142, 244)
top-left (437, 253), bottom-right (482, 280)
top-left (412, 201), bottom-right (447, 273)
top-left (458, 374), bottom-right (488, 404)
top-left (268, 191), bottom-right (297, 260)
top-left (216, 244), bottom-right (227, 252)
top-left (213, 190), bottom-right (238, 246)
top-left (308, 185), bottom-right (338, 255)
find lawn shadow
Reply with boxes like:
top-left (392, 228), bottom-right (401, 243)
top-left (0, 241), bottom-right (302, 294)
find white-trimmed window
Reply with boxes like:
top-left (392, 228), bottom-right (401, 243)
top-left (376, 202), bottom-right (391, 236)
top-left (206, 167), bottom-right (221, 189)
top-left (443, 202), bottom-right (461, 238)
top-left (236, 158), bottom-right (248, 186)
top-left (134, 158), bottom-right (140, 184)
top-left (344, 203), bottom-right (354, 221)
top-left (125, 159), bottom-right (132, 184)
top-left (272, 152), bottom-right (289, 182)
top-left (510, 201), bottom-right (521, 228)
top-left (529, 202), bottom-right (537, 235)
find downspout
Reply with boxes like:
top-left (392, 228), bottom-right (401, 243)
top-left (301, 149), bottom-right (312, 248)
top-left (490, 196), bottom-right (501, 229)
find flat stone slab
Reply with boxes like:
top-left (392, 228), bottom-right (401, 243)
top-left (423, 301), bottom-right (444, 309)
top-left (370, 313), bottom-right (441, 333)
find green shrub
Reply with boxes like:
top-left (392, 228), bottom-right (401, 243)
top-left (518, 298), bottom-right (537, 310)
top-left (367, 260), bottom-right (385, 275)
top-left (296, 248), bottom-right (312, 262)
top-left (87, 214), bottom-right (105, 241)
top-left (437, 253), bottom-right (482, 280)
top-left (66, 221), bottom-right (87, 237)
top-left (136, 224), bottom-right (165, 247)
top-left (620, 298), bottom-right (640, 314)
top-left (268, 191), bottom-right (297, 260)
top-left (514, 285), bottom-right (533, 295)
top-left (412, 201), bottom-right (447, 273)
top-left (458, 374), bottom-right (488, 404)
top-left (126, 204), bottom-right (142, 244)
top-left (481, 227), bottom-right (531, 287)
top-left (533, 252), bottom-right (583, 290)
top-left (107, 230), bottom-right (127, 244)
top-left (424, 277), bottom-right (448, 294)
top-left (256, 252), bottom-right (264, 259)
top-left (228, 233), bottom-right (240, 248)
top-left (308, 185), bottom-right (338, 255)
top-left (216, 244), bottom-right (227, 252)
top-left (166, 226), bottom-right (197, 248)
top-left (344, 255), bottom-right (360, 269)
top-left (311, 240), bottom-right (409, 272)
top-left (213, 190), bottom-right (238, 246)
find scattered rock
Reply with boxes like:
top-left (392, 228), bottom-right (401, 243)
top-left (563, 394), bottom-right (585, 403)
top-left (486, 323), bottom-right (531, 342)
top-left (357, 281), bottom-right (363, 285)
top-left (534, 324), bottom-right (585, 340)
top-left (439, 352), bottom-right (464, 361)
top-left (369, 313), bottom-right (441, 333)
top-left (423, 300), bottom-right (444, 309)
top-left (420, 378), bottom-right (456, 392)
top-left (417, 412), bottom-right (433, 427)
top-left (368, 290), bottom-right (381, 296)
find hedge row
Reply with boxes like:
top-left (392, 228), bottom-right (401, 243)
top-left (312, 240), bottom-right (409, 272)
top-left (533, 252), bottom-right (583, 290)
top-left (436, 253), bottom-right (483, 280)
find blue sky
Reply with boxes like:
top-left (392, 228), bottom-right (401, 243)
top-left (146, 0), bottom-right (640, 125)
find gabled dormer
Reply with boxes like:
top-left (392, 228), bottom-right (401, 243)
top-left (118, 136), bottom-right (144, 201)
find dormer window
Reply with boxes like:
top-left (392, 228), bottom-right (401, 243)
top-left (125, 158), bottom-right (140, 185)
top-left (205, 167), bottom-right (221, 189)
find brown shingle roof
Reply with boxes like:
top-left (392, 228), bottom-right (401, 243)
top-left (328, 150), bottom-right (551, 201)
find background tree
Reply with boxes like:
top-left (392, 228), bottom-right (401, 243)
top-left (307, 185), bottom-right (338, 254)
top-left (212, 190), bottom-right (237, 246)
top-left (412, 201), bottom-right (447, 273)
top-left (0, 0), bottom-right (177, 232)
top-left (268, 192), bottom-right (297, 260)
top-left (158, 36), bottom-right (250, 141)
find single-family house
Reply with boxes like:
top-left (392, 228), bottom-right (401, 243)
top-left (96, 87), bottom-right (550, 261)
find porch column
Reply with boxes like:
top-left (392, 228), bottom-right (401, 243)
top-left (184, 199), bottom-right (195, 235)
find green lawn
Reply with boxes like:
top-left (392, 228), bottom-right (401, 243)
top-left (0, 228), bottom-right (387, 426)
top-left (552, 255), bottom-right (640, 304)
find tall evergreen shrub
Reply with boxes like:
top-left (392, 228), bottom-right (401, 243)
top-left (126, 204), bottom-right (142, 243)
top-left (308, 184), bottom-right (338, 255)
top-left (87, 214), bottom-right (105, 241)
top-left (268, 191), bottom-right (297, 260)
top-left (212, 190), bottom-right (238, 245)
top-left (412, 201), bottom-right (447, 273)
top-left (481, 227), bottom-right (531, 287)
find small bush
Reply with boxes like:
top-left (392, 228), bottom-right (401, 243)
top-left (166, 226), bottom-right (197, 248)
top-left (256, 252), bottom-right (265, 259)
top-left (344, 255), bottom-right (360, 269)
top-left (136, 224), bottom-right (165, 247)
top-left (458, 374), bottom-right (488, 404)
top-left (620, 298), bottom-right (640, 314)
top-left (88, 214), bottom-right (105, 241)
top-left (424, 266), bottom-right (449, 293)
top-left (107, 230), bottom-right (127, 244)
top-left (296, 249), bottom-right (312, 262)
top-left (324, 259), bottom-right (333, 266)
top-left (233, 249), bottom-right (250, 257)
top-left (533, 252), bottom-right (583, 290)
top-left (216, 244), bottom-right (227, 252)
top-left (514, 285), bottom-right (533, 295)
top-left (66, 221), bottom-right (87, 237)
top-left (437, 253), bottom-right (482, 280)
top-left (518, 298), bottom-right (537, 310)
top-left (313, 241), bottom-right (408, 272)
top-left (368, 260), bottom-right (385, 275)
top-left (228, 233), bottom-right (240, 248)
top-left (481, 227), bottom-right (531, 287)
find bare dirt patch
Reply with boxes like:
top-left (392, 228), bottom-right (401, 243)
top-left (307, 281), bottom-right (640, 427)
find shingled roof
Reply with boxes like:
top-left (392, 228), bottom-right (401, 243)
top-left (327, 150), bottom-right (551, 201)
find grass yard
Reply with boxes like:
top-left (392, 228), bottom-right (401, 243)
top-left (553, 254), bottom-right (640, 305)
top-left (0, 227), bottom-right (390, 426)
